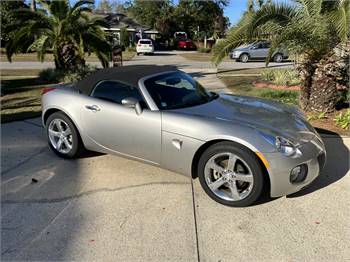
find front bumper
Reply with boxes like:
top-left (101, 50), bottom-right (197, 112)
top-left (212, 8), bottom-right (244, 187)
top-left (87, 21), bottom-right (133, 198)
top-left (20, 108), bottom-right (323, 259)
top-left (264, 136), bottom-right (326, 198)
top-left (229, 52), bottom-right (240, 59)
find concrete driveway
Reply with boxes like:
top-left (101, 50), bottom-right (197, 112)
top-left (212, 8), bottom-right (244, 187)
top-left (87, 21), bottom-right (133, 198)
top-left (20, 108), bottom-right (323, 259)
top-left (2, 117), bottom-right (350, 261)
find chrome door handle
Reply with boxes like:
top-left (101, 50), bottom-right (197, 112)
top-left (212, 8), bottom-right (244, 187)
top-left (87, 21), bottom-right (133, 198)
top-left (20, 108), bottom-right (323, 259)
top-left (85, 105), bottom-right (100, 112)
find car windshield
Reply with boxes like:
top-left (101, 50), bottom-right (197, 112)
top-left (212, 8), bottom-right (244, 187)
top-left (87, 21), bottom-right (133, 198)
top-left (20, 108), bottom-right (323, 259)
top-left (144, 72), bottom-right (218, 110)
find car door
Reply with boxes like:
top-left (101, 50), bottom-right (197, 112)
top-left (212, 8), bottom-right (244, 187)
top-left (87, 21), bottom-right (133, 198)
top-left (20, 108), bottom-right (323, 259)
top-left (250, 42), bottom-right (269, 59)
top-left (81, 80), bottom-right (161, 164)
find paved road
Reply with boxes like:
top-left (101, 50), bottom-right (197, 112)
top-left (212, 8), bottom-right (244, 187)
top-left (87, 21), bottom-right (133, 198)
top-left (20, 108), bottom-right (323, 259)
top-left (0, 50), bottom-right (293, 71)
top-left (1, 51), bottom-right (350, 261)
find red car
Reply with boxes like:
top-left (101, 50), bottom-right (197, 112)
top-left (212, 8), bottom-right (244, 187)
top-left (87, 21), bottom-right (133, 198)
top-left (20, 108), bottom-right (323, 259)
top-left (174, 32), bottom-right (195, 50)
top-left (177, 39), bottom-right (195, 49)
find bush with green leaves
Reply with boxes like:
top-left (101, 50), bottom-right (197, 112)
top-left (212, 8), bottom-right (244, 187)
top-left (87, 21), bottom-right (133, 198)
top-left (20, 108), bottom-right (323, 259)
top-left (261, 69), bottom-right (300, 86)
top-left (39, 65), bottom-right (97, 84)
top-left (334, 109), bottom-right (350, 130)
top-left (126, 46), bottom-right (136, 52)
top-left (197, 47), bottom-right (211, 53)
top-left (258, 89), bottom-right (299, 104)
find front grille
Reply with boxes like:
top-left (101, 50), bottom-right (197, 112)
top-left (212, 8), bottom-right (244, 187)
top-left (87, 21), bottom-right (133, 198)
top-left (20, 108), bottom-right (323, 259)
top-left (317, 152), bottom-right (326, 170)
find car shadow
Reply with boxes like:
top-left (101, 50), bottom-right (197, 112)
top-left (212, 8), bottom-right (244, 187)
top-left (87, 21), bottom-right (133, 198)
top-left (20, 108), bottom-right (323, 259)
top-left (287, 128), bottom-right (349, 198)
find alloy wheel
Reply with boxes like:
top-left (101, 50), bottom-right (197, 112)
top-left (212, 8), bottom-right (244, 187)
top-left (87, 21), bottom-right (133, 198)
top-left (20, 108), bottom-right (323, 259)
top-left (204, 152), bottom-right (254, 201)
top-left (48, 119), bottom-right (73, 154)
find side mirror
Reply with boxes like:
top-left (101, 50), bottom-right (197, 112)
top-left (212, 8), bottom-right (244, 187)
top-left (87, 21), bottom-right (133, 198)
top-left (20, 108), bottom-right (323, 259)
top-left (121, 97), bottom-right (143, 115)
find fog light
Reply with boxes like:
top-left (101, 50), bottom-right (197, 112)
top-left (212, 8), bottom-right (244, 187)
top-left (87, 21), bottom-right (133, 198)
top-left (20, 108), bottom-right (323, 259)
top-left (290, 164), bottom-right (308, 183)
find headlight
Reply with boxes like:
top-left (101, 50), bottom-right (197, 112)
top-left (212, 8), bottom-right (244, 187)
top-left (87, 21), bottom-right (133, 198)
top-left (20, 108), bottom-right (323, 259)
top-left (258, 131), bottom-right (301, 157)
top-left (275, 136), bottom-right (297, 156)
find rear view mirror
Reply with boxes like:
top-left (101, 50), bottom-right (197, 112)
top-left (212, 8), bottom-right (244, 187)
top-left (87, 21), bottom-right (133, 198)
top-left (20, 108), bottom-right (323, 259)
top-left (121, 97), bottom-right (143, 115)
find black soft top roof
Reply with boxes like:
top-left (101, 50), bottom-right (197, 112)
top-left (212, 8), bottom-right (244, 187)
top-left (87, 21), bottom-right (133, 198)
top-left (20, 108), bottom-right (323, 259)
top-left (75, 65), bottom-right (178, 95)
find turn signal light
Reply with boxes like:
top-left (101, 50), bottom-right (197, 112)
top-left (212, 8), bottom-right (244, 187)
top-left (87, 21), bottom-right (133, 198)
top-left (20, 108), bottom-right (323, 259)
top-left (41, 87), bottom-right (56, 95)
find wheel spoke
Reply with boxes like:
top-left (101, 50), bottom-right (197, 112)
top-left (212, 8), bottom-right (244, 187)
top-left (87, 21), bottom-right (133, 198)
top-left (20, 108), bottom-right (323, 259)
top-left (49, 129), bottom-right (60, 137)
top-left (63, 138), bottom-right (72, 150)
top-left (227, 153), bottom-right (237, 171)
top-left (228, 182), bottom-right (240, 200)
top-left (56, 138), bottom-right (63, 150)
top-left (235, 172), bottom-right (254, 183)
top-left (54, 119), bottom-right (63, 132)
top-left (208, 160), bottom-right (225, 174)
top-left (208, 177), bottom-right (226, 191)
top-left (62, 128), bottom-right (71, 136)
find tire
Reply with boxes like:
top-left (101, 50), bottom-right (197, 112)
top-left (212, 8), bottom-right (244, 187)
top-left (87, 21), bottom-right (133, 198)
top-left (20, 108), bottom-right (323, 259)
top-left (197, 142), bottom-right (264, 207)
top-left (273, 53), bottom-right (283, 63)
top-left (46, 112), bottom-right (84, 158)
top-left (239, 53), bottom-right (249, 63)
top-left (137, 52), bottom-right (140, 56)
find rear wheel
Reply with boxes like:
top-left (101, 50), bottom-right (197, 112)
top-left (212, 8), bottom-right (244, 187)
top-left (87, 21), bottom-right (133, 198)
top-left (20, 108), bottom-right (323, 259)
top-left (239, 53), bottom-right (249, 63)
top-left (273, 53), bottom-right (283, 63)
top-left (46, 112), bottom-right (84, 158)
top-left (197, 142), bottom-right (264, 207)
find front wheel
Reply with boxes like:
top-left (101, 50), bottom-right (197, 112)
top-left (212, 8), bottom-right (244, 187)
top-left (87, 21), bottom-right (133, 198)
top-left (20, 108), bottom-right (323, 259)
top-left (239, 53), bottom-right (249, 63)
top-left (197, 142), bottom-right (264, 207)
top-left (46, 112), bottom-right (84, 158)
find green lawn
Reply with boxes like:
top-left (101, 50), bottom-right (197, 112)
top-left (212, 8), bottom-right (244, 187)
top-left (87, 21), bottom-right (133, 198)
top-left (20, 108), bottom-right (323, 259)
top-left (0, 51), bottom-right (135, 62)
top-left (218, 71), bottom-right (299, 105)
top-left (1, 86), bottom-right (42, 123)
top-left (179, 52), bottom-right (230, 62)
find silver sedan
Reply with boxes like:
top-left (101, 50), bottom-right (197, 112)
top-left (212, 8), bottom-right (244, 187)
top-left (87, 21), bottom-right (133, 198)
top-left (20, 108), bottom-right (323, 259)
top-left (41, 65), bottom-right (326, 207)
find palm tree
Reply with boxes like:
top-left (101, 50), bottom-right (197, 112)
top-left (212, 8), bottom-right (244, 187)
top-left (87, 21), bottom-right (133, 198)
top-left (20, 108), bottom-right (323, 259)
top-left (213, 0), bottom-right (349, 112)
top-left (6, 0), bottom-right (111, 69)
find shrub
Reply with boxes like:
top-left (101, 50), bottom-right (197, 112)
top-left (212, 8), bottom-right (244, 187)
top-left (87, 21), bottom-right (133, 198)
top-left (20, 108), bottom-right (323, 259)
top-left (126, 46), bottom-right (136, 52)
top-left (334, 109), bottom-right (350, 130)
top-left (39, 65), bottom-right (97, 83)
top-left (261, 69), bottom-right (300, 86)
top-left (197, 47), bottom-right (211, 53)
top-left (258, 89), bottom-right (299, 104)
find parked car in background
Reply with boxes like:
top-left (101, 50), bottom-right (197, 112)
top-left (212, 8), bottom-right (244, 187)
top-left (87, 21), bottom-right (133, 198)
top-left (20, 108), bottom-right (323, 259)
top-left (230, 41), bottom-right (288, 63)
top-left (174, 31), bottom-right (195, 50)
top-left (136, 39), bottom-right (154, 55)
top-left (42, 65), bottom-right (326, 207)
top-left (176, 38), bottom-right (195, 50)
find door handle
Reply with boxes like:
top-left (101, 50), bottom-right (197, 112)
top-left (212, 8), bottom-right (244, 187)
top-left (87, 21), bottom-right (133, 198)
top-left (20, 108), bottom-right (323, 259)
top-left (85, 105), bottom-right (100, 112)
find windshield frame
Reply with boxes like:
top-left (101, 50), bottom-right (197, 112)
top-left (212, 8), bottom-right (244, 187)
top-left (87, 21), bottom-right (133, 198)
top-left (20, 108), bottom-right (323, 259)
top-left (138, 71), bottom-right (217, 111)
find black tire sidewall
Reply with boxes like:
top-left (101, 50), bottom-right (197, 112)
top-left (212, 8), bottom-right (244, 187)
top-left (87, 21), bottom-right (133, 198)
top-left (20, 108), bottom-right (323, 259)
top-left (46, 112), bottom-right (82, 158)
top-left (197, 142), bottom-right (264, 207)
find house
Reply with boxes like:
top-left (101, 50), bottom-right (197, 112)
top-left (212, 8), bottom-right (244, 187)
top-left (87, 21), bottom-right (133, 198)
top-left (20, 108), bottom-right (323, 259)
top-left (92, 11), bottom-right (160, 45)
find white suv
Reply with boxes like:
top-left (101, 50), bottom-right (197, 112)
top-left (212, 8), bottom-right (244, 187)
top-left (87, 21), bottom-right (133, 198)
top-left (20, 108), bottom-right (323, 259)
top-left (136, 39), bottom-right (154, 55)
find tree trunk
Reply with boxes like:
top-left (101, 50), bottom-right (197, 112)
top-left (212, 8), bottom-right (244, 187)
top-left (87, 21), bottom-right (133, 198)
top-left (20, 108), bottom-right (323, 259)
top-left (56, 41), bottom-right (85, 70)
top-left (31, 0), bottom-right (36, 11)
top-left (296, 44), bottom-right (349, 112)
top-left (308, 56), bottom-right (339, 112)
top-left (296, 60), bottom-right (315, 110)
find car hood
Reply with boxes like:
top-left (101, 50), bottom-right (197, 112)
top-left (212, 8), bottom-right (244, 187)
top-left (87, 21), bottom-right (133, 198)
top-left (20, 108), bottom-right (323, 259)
top-left (232, 45), bottom-right (252, 52)
top-left (171, 94), bottom-right (316, 144)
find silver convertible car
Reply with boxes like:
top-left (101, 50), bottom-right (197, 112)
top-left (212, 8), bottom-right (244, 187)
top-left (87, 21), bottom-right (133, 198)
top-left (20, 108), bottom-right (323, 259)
top-left (42, 65), bottom-right (326, 207)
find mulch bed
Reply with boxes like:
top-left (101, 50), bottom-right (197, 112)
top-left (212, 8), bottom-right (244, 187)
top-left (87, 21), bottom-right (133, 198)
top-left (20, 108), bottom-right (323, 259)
top-left (252, 81), bottom-right (301, 91)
